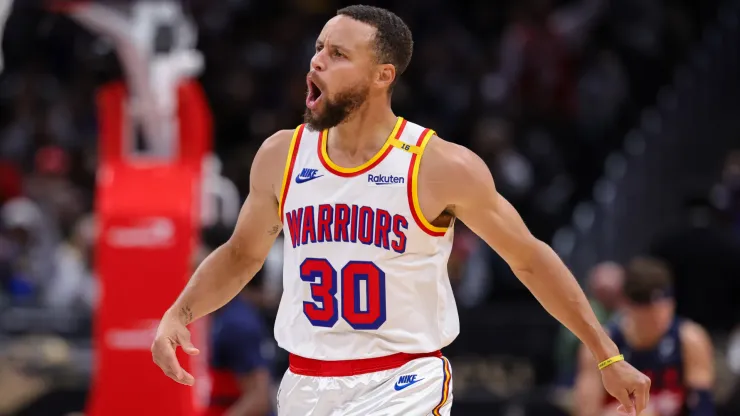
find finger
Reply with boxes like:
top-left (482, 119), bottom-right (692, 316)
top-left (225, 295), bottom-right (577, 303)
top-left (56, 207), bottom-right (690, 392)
top-left (614, 389), bottom-right (634, 415)
top-left (179, 369), bottom-right (195, 386)
top-left (177, 331), bottom-right (200, 356)
top-left (165, 368), bottom-right (195, 385)
top-left (645, 389), bottom-right (650, 414)
top-left (153, 341), bottom-right (185, 378)
top-left (616, 404), bottom-right (635, 416)
top-left (634, 378), bottom-right (650, 414)
top-left (180, 339), bottom-right (200, 356)
top-left (162, 353), bottom-right (185, 379)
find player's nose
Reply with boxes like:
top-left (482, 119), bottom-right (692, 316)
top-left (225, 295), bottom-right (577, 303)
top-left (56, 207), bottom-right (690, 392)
top-left (310, 51), bottom-right (326, 72)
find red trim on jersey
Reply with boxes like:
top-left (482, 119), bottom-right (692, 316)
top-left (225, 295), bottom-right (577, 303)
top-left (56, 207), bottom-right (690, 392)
top-left (278, 124), bottom-right (305, 219)
top-left (407, 128), bottom-right (447, 237)
top-left (317, 119), bottom-right (407, 177)
top-left (288, 350), bottom-right (442, 377)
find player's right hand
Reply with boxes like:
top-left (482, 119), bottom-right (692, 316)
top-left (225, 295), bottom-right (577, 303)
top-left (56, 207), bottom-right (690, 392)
top-left (151, 314), bottom-right (200, 386)
top-left (600, 360), bottom-right (651, 415)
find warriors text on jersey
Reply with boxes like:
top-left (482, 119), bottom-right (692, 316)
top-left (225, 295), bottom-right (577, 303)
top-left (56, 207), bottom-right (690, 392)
top-left (274, 117), bottom-right (460, 360)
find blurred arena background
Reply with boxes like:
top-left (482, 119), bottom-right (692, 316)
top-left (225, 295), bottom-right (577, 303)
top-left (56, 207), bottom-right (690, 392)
top-left (0, 0), bottom-right (739, 415)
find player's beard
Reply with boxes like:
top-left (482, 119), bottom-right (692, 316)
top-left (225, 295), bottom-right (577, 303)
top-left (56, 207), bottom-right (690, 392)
top-left (304, 84), bottom-right (369, 131)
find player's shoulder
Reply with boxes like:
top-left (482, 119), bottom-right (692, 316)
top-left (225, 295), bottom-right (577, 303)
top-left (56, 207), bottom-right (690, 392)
top-left (423, 135), bottom-right (477, 169)
top-left (679, 319), bottom-right (712, 348)
top-left (251, 128), bottom-right (298, 182)
top-left (420, 135), bottom-right (493, 192)
top-left (257, 128), bottom-right (297, 161)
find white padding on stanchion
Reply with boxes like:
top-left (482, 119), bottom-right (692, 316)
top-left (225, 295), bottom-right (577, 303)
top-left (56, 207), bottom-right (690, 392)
top-left (0, 0), bottom-right (14, 73)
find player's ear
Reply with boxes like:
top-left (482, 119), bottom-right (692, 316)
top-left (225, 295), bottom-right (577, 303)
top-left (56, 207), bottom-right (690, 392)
top-left (375, 64), bottom-right (395, 89)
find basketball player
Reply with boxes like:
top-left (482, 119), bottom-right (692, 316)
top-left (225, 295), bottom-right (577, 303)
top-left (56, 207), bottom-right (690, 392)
top-left (152, 5), bottom-right (651, 415)
top-left (575, 257), bottom-right (715, 416)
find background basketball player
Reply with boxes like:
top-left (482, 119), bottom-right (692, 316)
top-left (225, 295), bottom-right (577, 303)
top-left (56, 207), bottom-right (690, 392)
top-left (151, 5), bottom-right (650, 415)
top-left (575, 257), bottom-right (716, 416)
top-left (198, 228), bottom-right (274, 416)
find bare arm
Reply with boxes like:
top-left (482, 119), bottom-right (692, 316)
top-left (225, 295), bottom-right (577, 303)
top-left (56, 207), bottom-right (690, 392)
top-left (575, 343), bottom-right (607, 416)
top-left (151, 130), bottom-right (292, 386)
top-left (425, 139), bottom-right (618, 361)
top-left (681, 320), bottom-right (715, 388)
top-left (225, 370), bottom-right (272, 416)
top-left (165, 130), bottom-right (292, 325)
top-left (420, 137), bottom-right (649, 413)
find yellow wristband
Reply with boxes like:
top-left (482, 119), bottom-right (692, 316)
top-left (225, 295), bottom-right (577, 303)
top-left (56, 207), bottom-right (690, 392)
top-left (598, 354), bottom-right (625, 370)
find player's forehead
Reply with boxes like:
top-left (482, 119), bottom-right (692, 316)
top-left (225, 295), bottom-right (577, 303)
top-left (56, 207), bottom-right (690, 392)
top-left (317, 15), bottom-right (376, 54)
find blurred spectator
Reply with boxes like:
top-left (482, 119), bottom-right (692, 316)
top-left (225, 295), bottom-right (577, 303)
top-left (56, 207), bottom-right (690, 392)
top-left (712, 150), bottom-right (740, 236)
top-left (0, 335), bottom-right (74, 415)
top-left (448, 225), bottom-right (485, 307)
top-left (727, 325), bottom-right (740, 410)
top-left (650, 194), bottom-right (740, 333)
top-left (26, 145), bottom-right (86, 236)
top-left (0, 196), bottom-right (57, 302)
top-left (0, 161), bottom-right (23, 203)
top-left (602, 0), bottom-right (668, 106)
top-left (199, 227), bottom-right (275, 416)
top-left (575, 257), bottom-right (716, 416)
top-left (575, 49), bottom-right (628, 143)
top-left (499, 0), bottom-right (578, 122)
top-left (206, 270), bottom-right (274, 416)
top-left (472, 117), bottom-right (534, 203)
top-left (42, 214), bottom-right (97, 312)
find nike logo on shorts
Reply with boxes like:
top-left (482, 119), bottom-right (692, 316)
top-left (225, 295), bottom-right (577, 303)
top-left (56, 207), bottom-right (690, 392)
top-left (394, 374), bottom-right (424, 391)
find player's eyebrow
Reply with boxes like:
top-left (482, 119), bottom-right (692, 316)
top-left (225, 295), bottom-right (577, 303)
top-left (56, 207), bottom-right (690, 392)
top-left (333, 44), bottom-right (350, 54)
top-left (315, 39), bottom-right (351, 54)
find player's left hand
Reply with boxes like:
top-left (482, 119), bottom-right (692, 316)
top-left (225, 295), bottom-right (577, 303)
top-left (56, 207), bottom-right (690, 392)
top-left (600, 361), bottom-right (651, 415)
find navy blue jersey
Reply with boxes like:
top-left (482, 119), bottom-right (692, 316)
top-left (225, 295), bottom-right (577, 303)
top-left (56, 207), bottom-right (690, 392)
top-left (206, 297), bottom-right (272, 416)
top-left (605, 317), bottom-right (687, 416)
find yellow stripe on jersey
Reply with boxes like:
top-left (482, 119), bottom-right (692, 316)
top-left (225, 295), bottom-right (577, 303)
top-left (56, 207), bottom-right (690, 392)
top-left (390, 139), bottom-right (421, 154)
top-left (320, 117), bottom-right (405, 174)
top-left (277, 125), bottom-right (304, 219)
top-left (411, 129), bottom-right (448, 235)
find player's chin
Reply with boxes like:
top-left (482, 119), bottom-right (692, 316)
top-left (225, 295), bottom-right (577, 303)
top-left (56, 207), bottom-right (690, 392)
top-left (302, 106), bottom-right (323, 128)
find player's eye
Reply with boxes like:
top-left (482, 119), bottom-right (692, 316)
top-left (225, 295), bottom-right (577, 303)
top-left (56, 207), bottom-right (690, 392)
top-left (332, 50), bottom-right (344, 58)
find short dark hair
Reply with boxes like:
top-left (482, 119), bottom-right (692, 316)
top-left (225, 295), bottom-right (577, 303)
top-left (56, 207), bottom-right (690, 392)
top-left (624, 257), bottom-right (674, 304)
top-left (337, 5), bottom-right (413, 87)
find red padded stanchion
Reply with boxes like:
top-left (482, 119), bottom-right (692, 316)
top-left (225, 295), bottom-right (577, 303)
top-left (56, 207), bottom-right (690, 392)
top-left (88, 80), bottom-right (212, 416)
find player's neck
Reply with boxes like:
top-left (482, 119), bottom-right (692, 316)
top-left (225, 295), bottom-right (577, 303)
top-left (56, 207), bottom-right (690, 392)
top-left (330, 103), bottom-right (397, 155)
top-left (622, 317), bottom-right (670, 349)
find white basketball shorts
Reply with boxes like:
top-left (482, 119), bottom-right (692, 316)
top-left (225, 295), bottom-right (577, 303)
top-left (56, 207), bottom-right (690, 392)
top-left (277, 351), bottom-right (453, 416)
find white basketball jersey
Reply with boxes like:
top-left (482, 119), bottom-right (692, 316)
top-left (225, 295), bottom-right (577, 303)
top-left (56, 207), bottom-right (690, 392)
top-left (274, 117), bottom-right (460, 360)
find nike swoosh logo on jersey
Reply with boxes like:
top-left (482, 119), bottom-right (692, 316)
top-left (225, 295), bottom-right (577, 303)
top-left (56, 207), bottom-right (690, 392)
top-left (295, 168), bottom-right (323, 184)
top-left (394, 376), bottom-right (424, 391)
top-left (295, 174), bottom-right (323, 183)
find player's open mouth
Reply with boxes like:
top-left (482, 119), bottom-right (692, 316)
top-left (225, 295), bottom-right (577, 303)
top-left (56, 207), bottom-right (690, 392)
top-left (306, 78), bottom-right (323, 110)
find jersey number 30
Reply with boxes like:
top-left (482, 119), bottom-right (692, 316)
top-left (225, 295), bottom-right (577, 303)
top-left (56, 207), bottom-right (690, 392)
top-left (300, 258), bottom-right (386, 330)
